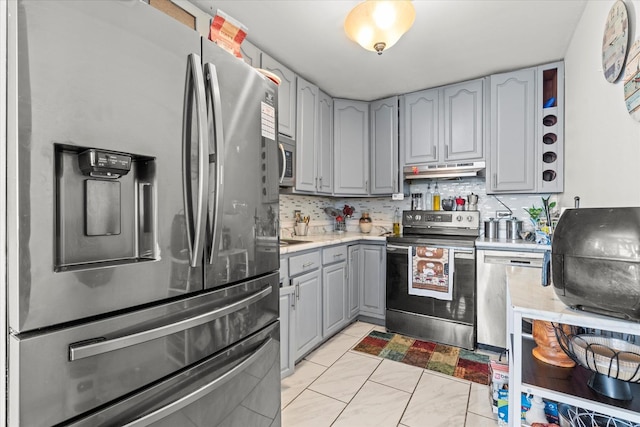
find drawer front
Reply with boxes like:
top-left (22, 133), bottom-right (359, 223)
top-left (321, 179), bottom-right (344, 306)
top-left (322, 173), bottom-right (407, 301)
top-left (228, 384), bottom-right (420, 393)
top-left (289, 251), bottom-right (321, 276)
top-left (322, 245), bottom-right (348, 265)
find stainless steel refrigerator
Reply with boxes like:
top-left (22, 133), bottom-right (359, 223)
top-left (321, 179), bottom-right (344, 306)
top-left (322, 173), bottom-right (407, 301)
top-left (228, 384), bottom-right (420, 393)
top-left (5, 1), bottom-right (281, 425)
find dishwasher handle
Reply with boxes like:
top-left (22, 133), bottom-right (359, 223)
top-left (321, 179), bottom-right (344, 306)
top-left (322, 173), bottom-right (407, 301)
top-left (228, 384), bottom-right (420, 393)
top-left (483, 255), bottom-right (543, 268)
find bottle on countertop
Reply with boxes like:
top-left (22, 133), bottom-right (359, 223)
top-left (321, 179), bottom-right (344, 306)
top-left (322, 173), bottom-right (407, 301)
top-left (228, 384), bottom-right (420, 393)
top-left (424, 183), bottom-right (432, 210)
top-left (393, 207), bottom-right (401, 236)
top-left (432, 182), bottom-right (441, 211)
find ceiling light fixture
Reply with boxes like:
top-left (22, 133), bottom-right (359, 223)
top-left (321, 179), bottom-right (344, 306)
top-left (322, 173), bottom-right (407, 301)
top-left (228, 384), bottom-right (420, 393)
top-left (344, 0), bottom-right (416, 55)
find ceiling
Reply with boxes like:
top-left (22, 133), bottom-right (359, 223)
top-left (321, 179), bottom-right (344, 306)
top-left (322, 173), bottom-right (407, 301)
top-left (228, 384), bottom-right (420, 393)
top-left (188, 0), bottom-right (588, 101)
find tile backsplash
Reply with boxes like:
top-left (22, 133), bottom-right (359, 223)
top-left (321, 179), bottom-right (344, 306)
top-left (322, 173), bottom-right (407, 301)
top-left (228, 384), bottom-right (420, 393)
top-left (279, 178), bottom-right (557, 236)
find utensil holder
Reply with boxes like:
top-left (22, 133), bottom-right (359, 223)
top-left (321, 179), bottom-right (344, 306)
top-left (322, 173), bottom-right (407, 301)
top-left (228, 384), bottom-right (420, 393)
top-left (294, 223), bottom-right (308, 236)
top-left (335, 220), bottom-right (346, 233)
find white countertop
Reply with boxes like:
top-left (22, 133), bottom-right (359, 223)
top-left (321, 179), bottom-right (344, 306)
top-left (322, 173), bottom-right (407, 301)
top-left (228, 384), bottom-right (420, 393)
top-left (506, 270), bottom-right (640, 334)
top-left (281, 234), bottom-right (551, 254)
top-left (279, 232), bottom-right (387, 254)
top-left (475, 237), bottom-right (551, 252)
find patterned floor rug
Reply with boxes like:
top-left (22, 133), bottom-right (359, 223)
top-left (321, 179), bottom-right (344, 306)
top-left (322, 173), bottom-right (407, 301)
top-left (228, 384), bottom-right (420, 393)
top-left (352, 331), bottom-right (490, 385)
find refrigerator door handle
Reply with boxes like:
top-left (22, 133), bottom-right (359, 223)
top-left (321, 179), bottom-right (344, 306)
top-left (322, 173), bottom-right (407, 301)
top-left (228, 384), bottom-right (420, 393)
top-left (278, 142), bottom-right (286, 183)
top-left (182, 53), bottom-right (209, 267)
top-left (121, 337), bottom-right (273, 427)
top-left (204, 62), bottom-right (225, 264)
top-left (68, 285), bottom-right (272, 361)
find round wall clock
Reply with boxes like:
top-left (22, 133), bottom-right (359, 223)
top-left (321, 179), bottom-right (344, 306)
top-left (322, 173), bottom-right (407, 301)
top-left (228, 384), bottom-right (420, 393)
top-left (602, 0), bottom-right (629, 83)
top-left (623, 39), bottom-right (640, 121)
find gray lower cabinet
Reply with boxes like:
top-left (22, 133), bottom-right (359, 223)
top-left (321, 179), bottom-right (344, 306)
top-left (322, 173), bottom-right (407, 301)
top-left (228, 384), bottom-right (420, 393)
top-left (293, 269), bottom-right (322, 361)
top-left (347, 245), bottom-right (361, 319)
top-left (359, 244), bottom-right (386, 319)
top-left (322, 246), bottom-right (348, 337)
top-left (279, 285), bottom-right (295, 378)
top-left (349, 243), bottom-right (386, 320)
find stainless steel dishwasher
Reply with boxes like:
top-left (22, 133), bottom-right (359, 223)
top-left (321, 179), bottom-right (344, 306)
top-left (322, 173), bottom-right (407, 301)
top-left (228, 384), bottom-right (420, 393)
top-left (476, 248), bottom-right (545, 349)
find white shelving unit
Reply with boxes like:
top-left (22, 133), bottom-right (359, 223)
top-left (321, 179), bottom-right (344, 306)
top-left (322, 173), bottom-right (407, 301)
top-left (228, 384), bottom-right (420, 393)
top-left (507, 275), bottom-right (640, 425)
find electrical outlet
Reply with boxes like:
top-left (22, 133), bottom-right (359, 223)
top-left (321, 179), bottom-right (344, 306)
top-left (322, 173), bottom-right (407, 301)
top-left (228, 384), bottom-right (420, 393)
top-left (496, 210), bottom-right (511, 218)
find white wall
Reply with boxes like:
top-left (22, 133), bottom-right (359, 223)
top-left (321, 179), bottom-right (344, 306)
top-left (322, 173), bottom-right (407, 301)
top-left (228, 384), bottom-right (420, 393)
top-left (562, 0), bottom-right (640, 208)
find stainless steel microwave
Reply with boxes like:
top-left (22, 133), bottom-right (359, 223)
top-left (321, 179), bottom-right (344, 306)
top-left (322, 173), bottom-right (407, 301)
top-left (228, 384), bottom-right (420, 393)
top-left (278, 135), bottom-right (295, 187)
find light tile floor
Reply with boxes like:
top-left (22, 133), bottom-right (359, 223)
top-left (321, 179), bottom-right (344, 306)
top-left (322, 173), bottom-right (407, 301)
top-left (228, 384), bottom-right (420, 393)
top-left (281, 321), bottom-right (500, 427)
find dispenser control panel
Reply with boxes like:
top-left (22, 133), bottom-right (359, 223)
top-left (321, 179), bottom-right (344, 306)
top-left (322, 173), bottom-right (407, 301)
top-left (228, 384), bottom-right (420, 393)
top-left (79, 149), bottom-right (132, 178)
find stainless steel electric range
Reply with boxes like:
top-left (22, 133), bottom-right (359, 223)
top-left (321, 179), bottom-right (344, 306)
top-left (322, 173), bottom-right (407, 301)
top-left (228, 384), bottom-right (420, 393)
top-left (386, 210), bottom-right (480, 350)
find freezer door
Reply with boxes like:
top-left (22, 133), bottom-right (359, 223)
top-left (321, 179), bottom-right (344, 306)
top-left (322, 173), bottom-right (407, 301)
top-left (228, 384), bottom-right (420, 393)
top-left (7, 1), bottom-right (206, 332)
top-left (201, 40), bottom-right (280, 289)
top-left (8, 273), bottom-right (279, 426)
top-left (68, 322), bottom-right (281, 427)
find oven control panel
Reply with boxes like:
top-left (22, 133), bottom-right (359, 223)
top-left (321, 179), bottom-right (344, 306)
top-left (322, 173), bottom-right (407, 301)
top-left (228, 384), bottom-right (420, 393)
top-left (403, 210), bottom-right (480, 229)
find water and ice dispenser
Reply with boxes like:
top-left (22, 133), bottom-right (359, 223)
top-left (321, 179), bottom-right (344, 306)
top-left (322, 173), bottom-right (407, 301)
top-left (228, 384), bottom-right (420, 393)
top-left (55, 145), bottom-right (156, 270)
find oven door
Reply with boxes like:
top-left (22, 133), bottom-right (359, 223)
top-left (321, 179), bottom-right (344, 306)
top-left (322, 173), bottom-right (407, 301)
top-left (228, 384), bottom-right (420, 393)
top-left (386, 242), bottom-right (476, 348)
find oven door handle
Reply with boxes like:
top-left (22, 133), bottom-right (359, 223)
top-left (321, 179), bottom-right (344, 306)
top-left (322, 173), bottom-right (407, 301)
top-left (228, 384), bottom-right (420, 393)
top-left (386, 244), bottom-right (410, 253)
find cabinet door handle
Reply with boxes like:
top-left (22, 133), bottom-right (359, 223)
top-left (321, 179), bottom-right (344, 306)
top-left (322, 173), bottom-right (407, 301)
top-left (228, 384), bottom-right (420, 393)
top-left (302, 261), bottom-right (315, 268)
top-left (493, 173), bottom-right (497, 188)
top-left (333, 253), bottom-right (344, 258)
top-left (432, 146), bottom-right (436, 158)
top-left (445, 144), bottom-right (449, 158)
top-left (319, 176), bottom-right (323, 189)
top-left (295, 283), bottom-right (300, 300)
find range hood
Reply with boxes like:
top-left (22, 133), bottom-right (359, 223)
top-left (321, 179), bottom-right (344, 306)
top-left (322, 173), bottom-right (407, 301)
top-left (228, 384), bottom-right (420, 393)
top-left (403, 161), bottom-right (486, 180)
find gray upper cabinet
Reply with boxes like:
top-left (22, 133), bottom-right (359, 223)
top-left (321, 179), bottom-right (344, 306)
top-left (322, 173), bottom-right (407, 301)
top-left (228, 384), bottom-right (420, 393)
top-left (261, 53), bottom-right (296, 138)
top-left (400, 88), bottom-right (439, 165)
top-left (295, 76), bottom-right (319, 193)
top-left (487, 68), bottom-right (537, 193)
top-left (370, 96), bottom-right (399, 195)
top-left (317, 90), bottom-right (333, 194)
top-left (442, 79), bottom-right (484, 162)
top-left (536, 61), bottom-right (564, 194)
top-left (294, 78), bottom-right (333, 194)
top-left (240, 39), bottom-right (261, 68)
top-left (333, 99), bottom-right (369, 195)
top-left (488, 61), bottom-right (564, 194)
top-left (400, 79), bottom-right (484, 168)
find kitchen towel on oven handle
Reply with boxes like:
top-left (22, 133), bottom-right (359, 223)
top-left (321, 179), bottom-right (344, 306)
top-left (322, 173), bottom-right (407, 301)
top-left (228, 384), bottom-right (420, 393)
top-left (408, 246), bottom-right (454, 301)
